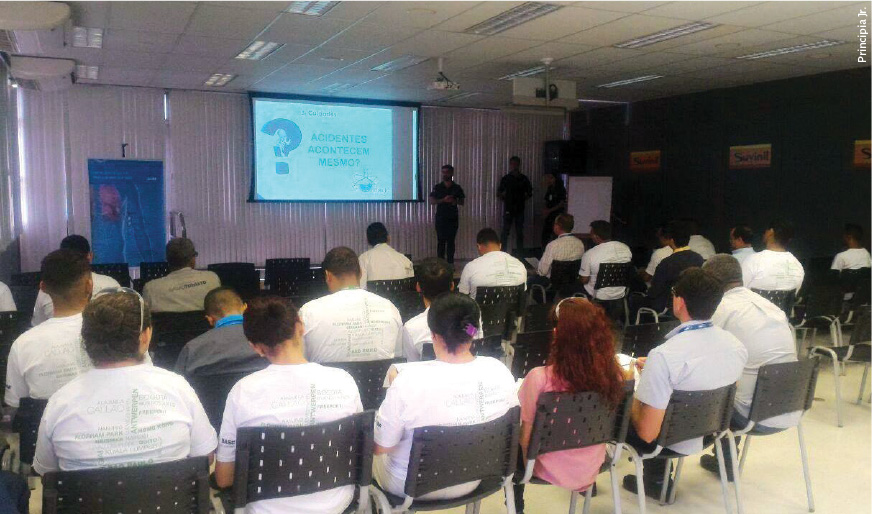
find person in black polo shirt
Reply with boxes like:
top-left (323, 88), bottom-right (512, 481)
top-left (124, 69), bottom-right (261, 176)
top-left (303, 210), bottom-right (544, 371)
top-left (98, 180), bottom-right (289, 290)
top-left (429, 164), bottom-right (465, 264)
top-left (498, 156), bottom-right (533, 253)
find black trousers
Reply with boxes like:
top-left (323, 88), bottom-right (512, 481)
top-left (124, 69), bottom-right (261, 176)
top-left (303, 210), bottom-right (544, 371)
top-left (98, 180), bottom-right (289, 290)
top-left (435, 217), bottom-right (459, 264)
top-left (625, 425), bottom-right (670, 483)
top-left (501, 211), bottom-right (525, 252)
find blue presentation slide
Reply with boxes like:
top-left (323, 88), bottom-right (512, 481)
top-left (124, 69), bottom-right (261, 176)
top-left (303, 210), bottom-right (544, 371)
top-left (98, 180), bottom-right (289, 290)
top-left (253, 98), bottom-right (397, 201)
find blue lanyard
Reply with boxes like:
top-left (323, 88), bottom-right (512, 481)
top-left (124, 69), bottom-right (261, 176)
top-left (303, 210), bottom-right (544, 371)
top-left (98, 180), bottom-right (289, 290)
top-left (215, 314), bottom-right (243, 328)
top-left (674, 321), bottom-right (713, 335)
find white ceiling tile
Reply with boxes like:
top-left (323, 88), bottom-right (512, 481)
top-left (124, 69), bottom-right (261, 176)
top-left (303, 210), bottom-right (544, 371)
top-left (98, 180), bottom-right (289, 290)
top-left (497, 6), bottom-right (626, 41)
top-left (108, 2), bottom-right (197, 33)
top-left (319, 1), bottom-right (384, 21)
top-left (760, 3), bottom-right (867, 35)
top-left (162, 54), bottom-right (226, 73)
top-left (559, 14), bottom-right (697, 47)
top-left (257, 14), bottom-right (353, 46)
top-left (98, 67), bottom-right (157, 86)
top-left (496, 41), bottom-right (597, 64)
top-left (365, 2), bottom-right (479, 30)
top-left (317, 22), bottom-right (421, 54)
top-left (625, 24), bottom-right (746, 52)
top-left (101, 49), bottom-right (167, 69)
top-left (103, 29), bottom-right (179, 53)
top-left (202, 2), bottom-right (291, 12)
top-left (705, 1), bottom-right (846, 28)
top-left (556, 47), bottom-right (646, 68)
top-left (67, 1), bottom-right (111, 28)
top-left (185, 4), bottom-right (279, 40)
top-left (435, 2), bottom-right (525, 32)
top-left (291, 47), bottom-right (373, 68)
top-left (152, 70), bottom-right (213, 89)
top-left (266, 62), bottom-right (338, 81)
top-left (387, 30), bottom-right (483, 58)
top-left (570, 2), bottom-right (663, 14)
top-left (812, 24), bottom-right (866, 41)
top-left (636, 55), bottom-right (735, 75)
top-left (38, 46), bottom-right (103, 65)
top-left (221, 43), bottom-right (314, 74)
top-left (443, 37), bottom-right (541, 68)
top-left (173, 35), bottom-right (248, 58)
top-left (666, 28), bottom-right (798, 56)
top-left (642, 2), bottom-right (762, 21)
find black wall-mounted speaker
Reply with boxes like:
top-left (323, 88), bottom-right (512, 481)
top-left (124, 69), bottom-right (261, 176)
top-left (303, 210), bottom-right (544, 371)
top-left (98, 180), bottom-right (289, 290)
top-left (543, 140), bottom-right (587, 176)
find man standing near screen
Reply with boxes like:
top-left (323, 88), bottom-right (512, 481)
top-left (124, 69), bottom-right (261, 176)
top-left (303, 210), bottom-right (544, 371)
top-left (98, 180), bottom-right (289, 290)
top-left (498, 156), bottom-right (533, 253)
top-left (430, 164), bottom-right (465, 264)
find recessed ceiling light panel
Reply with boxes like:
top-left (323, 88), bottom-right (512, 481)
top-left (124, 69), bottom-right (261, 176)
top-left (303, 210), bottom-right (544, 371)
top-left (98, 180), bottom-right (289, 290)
top-left (371, 55), bottom-right (428, 72)
top-left (437, 91), bottom-right (481, 102)
top-left (498, 65), bottom-right (549, 81)
top-left (614, 22), bottom-right (719, 49)
top-left (286, 1), bottom-right (339, 16)
top-left (75, 64), bottom-right (98, 80)
top-left (465, 2), bottom-right (562, 36)
top-left (72, 26), bottom-right (103, 48)
top-left (236, 41), bottom-right (284, 61)
top-left (597, 75), bottom-right (664, 88)
top-left (205, 73), bottom-right (235, 87)
top-left (735, 40), bottom-right (845, 60)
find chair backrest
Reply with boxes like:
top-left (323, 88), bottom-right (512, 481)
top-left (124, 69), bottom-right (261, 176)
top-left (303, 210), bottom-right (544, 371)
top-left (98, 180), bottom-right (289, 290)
top-left (151, 312), bottom-right (211, 369)
top-left (328, 358), bottom-right (406, 411)
top-left (801, 280), bottom-right (845, 319)
top-left (850, 306), bottom-right (872, 345)
top-left (748, 359), bottom-right (820, 423)
top-left (550, 260), bottom-right (581, 292)
top-left (621, 320), bottom-right (680, 357)
top-left (264, 258), bottom-right (311, 290)
top-left (404, 407), bottom-right (520, 498)
top-left (187, 372), bottom-right (252, 430)
top-left (9, 286), bottom-right (38, 317)
top-left (750, 288), bottom-right (796, 317)
top-left (521, 302), bottom-right (554, 333)
top-left (657, 384), bottom-right (736, 449)
top-left (232, 412), bottom-right (375, 509)
top-left (273, 268), bottom-right (327, 298)
top-left (594, 262), bottom-right (633, 293)
top-left (471, 335), bottom-right (505, 359)
top-left (10, 272), bottom-right (41, 287)
top-left (475, 285), bottom-right (525, 339)
top-left (421, 343), bottom-right (435, 361)
top-left (91, 263), bottom-right (132, 288)
top-left (510, 330), bottom-right (551, 379)
top-left (139, 261), bottom-right (170, 285)
top-left (0, 312), bottom-right (28, 387)
top-left (12, 397), bottom-right (48, 465)
top-left (367, 277), bottom-right (416, 296)
top-left (527, 383), bottom-right (634, 461)
top-left (207, 262), bottom-right (260, 301)
top-left (367, 279), bottom-right (424, 323)
top-left (840, 268), bottom-right (872, 306)
top-left (42, 456), bottom-right (211, 514)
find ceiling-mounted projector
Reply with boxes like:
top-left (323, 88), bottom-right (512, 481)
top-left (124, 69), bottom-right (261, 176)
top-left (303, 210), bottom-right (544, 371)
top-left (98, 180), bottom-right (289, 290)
top-left (428, 57), bottom-right (460, 91)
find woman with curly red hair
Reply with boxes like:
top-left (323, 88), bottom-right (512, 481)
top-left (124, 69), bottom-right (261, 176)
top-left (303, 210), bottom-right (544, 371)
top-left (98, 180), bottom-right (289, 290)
top-left (514, 297), bottom-right (629, 513)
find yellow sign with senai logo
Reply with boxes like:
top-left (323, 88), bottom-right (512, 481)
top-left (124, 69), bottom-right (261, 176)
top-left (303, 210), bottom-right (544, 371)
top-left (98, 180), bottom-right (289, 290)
top-left (854, 140), bottom-right (871, 168)
top-left (729, 144), bottom-right (771, 169)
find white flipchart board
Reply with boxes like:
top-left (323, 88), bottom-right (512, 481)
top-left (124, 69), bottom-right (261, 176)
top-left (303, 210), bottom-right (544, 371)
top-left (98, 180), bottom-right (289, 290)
top-left (566, 176), bottom-right (613, 233)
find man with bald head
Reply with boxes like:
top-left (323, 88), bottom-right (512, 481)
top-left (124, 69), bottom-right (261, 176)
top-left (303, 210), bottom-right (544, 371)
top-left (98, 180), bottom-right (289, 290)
top-left (175, 287), bottom-right (267, 378)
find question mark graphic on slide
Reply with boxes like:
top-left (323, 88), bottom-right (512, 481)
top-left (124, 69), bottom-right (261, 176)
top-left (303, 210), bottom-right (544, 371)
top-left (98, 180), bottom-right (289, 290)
top-left (261, 118), bottom-right (302, 175)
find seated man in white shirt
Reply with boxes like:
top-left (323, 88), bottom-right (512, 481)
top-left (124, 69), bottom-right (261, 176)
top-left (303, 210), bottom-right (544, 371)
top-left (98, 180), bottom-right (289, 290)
top-left (404, 258), bottom-right (451, 362)
top-left (579, 220), bottom-right (633, 300)
top-left (537, 213), bottom-right (585, 279)
top-left (0, 281), bottom-right (15, 312)
top-left (33, 291), bottom-right (217, 474)
top-left (143, 238), bottom-right (221, 312)
top-left (458, 228), bottom-right (527, 299)
top-left (831, 223), bottom-right (871, 271)
top-left (699, 254), bottom-right (800, 480)
top-left (729, 224), bottom-right (756, 265)
top-left (640, 225), bottom-right (672, 283)
top-left (374, 293), bottom-right (518, 500)
top-left (359, 222), bottom-right (414, 289)
top-left (31, 235), bottom-right (121, 326)
top-left (741, 220), bottom-right (804, 293)
top-left (6, 249), bottom-right (94, 414)
top-left (215, 296), bottom-right (362, 514)
top-left (685, 218), bottom-right (716, 262)
top-left (623, 268), bottom-right (748, 498)
top-left (301, 246), bottom-right (403, 363)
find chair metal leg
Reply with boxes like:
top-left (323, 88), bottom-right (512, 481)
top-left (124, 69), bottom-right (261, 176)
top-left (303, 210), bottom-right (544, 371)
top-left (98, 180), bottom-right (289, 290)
top-left (628, 449), bottom-right (647, 514)
top-left (465, 503), bottom-right (475, 514)
top-left (832, 357), bottom-right (844, 427)
top-left (623, 297), bottom-right (630, 327)
top-left (473, 500), bottom-right (482, 514)
top-left (658, 460), bottom-right (671, 505)
top-left (610, 444), bottom-right (624, 514)
top-left (858, 363), bottom-right (869, 405)
top-left (727, 432), bottom-right (744, 514)
top-left (714, 436), bottom-right (734, 514)
top-left (668, 457), bottom-right (684, 505)
top-left (570, 490), bottom-right (581, 514)
top-left (503, 482), bottom-right (517, 514)
top-left (797, 423), bottom-right (815, 512)
top-left (738, 436), bottom-right (751, 475)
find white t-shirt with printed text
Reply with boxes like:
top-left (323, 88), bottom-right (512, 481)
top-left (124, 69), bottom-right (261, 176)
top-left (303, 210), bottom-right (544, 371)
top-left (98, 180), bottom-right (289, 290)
top-left (741, 250), bottom-right (805, 293)
top-left (217, 363), bottom-right (363, 514)
top-left (359, 243), bottom-right (414, 289)
top-left (579, 240), bottom-right (633, 300)
top-left (457, 251), bottom-right (527, 300)
top-left (33, 364), bottom-right (217, 474)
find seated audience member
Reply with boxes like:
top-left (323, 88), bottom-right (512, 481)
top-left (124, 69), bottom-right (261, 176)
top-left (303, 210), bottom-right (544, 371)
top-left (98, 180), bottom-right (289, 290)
top-left (699, 255), bottom-right (799, 478)
top-left (33, 291), bottom-right (217, 474)
top-left (831, 223), bottom-right (871, 271)
top-left (579, 220), bottom-right (633, 300)
top-left (643, 220), bottom-right (705, 314)
top-left (641, 225), bottom-right (672, 283)
top-left (175, 287), bottom-right (267, 378)
top-left (0, 280), bottom-right (14, 312)
top-left (623, 269), bottom-right (747, 498)
top-left (32, 235), bottom-right (121, 326)
top-left (143, 238), bottom-right (220, 312)
top-left (359, 222), bottom-right (414, 288)
top-left (537, 213), bottom-right (585, 279)
top-left (729, 224), bottom-right (756, 265)
top-left (215, 297), bottom-right (362, 513)
top-left (6, 250), bottom-right (94, 411)
top-left (403, 258), bottom-right (454, 362)
top-left (301, 246), bottom-right (402, 363)
top-left (458, 228), bottom-right (527, 299)
top-left (374, 293), bottom-right (518, 500)
top-left (514, 298), bottom-right (627, 513)
top-left (741, 220), bottom-right (804, 293)
top-left (684, 218), bottom-right (716, 262)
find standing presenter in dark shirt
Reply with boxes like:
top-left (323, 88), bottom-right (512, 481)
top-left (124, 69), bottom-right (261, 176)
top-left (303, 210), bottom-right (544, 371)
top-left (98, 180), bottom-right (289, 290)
top-left (430, 164), bottom-right (465, 264)
top-left (498, 156), bottom-right (533, 253)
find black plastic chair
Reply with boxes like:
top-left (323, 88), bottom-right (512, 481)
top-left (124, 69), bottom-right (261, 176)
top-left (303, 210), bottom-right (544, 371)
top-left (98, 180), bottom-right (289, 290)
top-left (231, 412), bottom-right (375, 514)
top-left (151, 312), bottom-right (211, 369)
top-left (139, 261), bottom-right (170, 285)
top-left (207, 263), bottom-right (260, 301)
top-left (187, 372), bottom-right (251, 431)
top-left (8, 286), bottom-right (38, 319)
top-left (750, 288), bottom-right (796, 318)
top-left (42, 456), bottom-right (211, 514)
top-left (809, 305), bottom-right (871, 427)
top-left (368, 278), bottom-right (425, 324)
top-left (730, 359), bottom-right (820, 512)
top-left (273, 268), bottom-right (328, 298)
top-left (328, 358), bottom-right (406, 411)
top-left (510, 330), bottom-right (551, 379)
top-left (91, 262), bottom-right (132, 288)
top-left (471, 335), bottom-right (505, 359)
top-left (264, 258), bottom-right (310, 292)
top-left (625, 384), bottom-right (741, 513)
top-left (793, 280), bottom-right (846, 353)
top-left (592, 262), bottom-right (634, 326)
top-left (0, 312), bottom-right (29, 388)
top-left (9, 272), bottom-right (40, 287)
top-left (371, 407), bottom-right (521, 513)
top-left (475, 285), bottom-right (526, 340)
top-left (520, 302), bottom-right (554, 333)
top-left (519, 384), bottom-right (634, 514)
top-left (11, 397), bottom-right (47, 471)
top-left (421, 343), bottom-right (435, 361)
top-left (621, 320), bottom-right (681, 358)
top-left (840, 267), bottom-right (871, 313)
top-left (550, 259), bottom-right (582, 298)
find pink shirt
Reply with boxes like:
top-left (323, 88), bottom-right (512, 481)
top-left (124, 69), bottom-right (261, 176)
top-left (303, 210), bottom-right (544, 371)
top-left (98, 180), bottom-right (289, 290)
top-left (518, 366), bottom-right (606, 492)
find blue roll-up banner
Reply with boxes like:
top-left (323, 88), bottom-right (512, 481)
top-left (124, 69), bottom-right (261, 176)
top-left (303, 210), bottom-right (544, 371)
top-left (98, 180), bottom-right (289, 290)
top-left (88, 159), bottom-right (165, 265)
